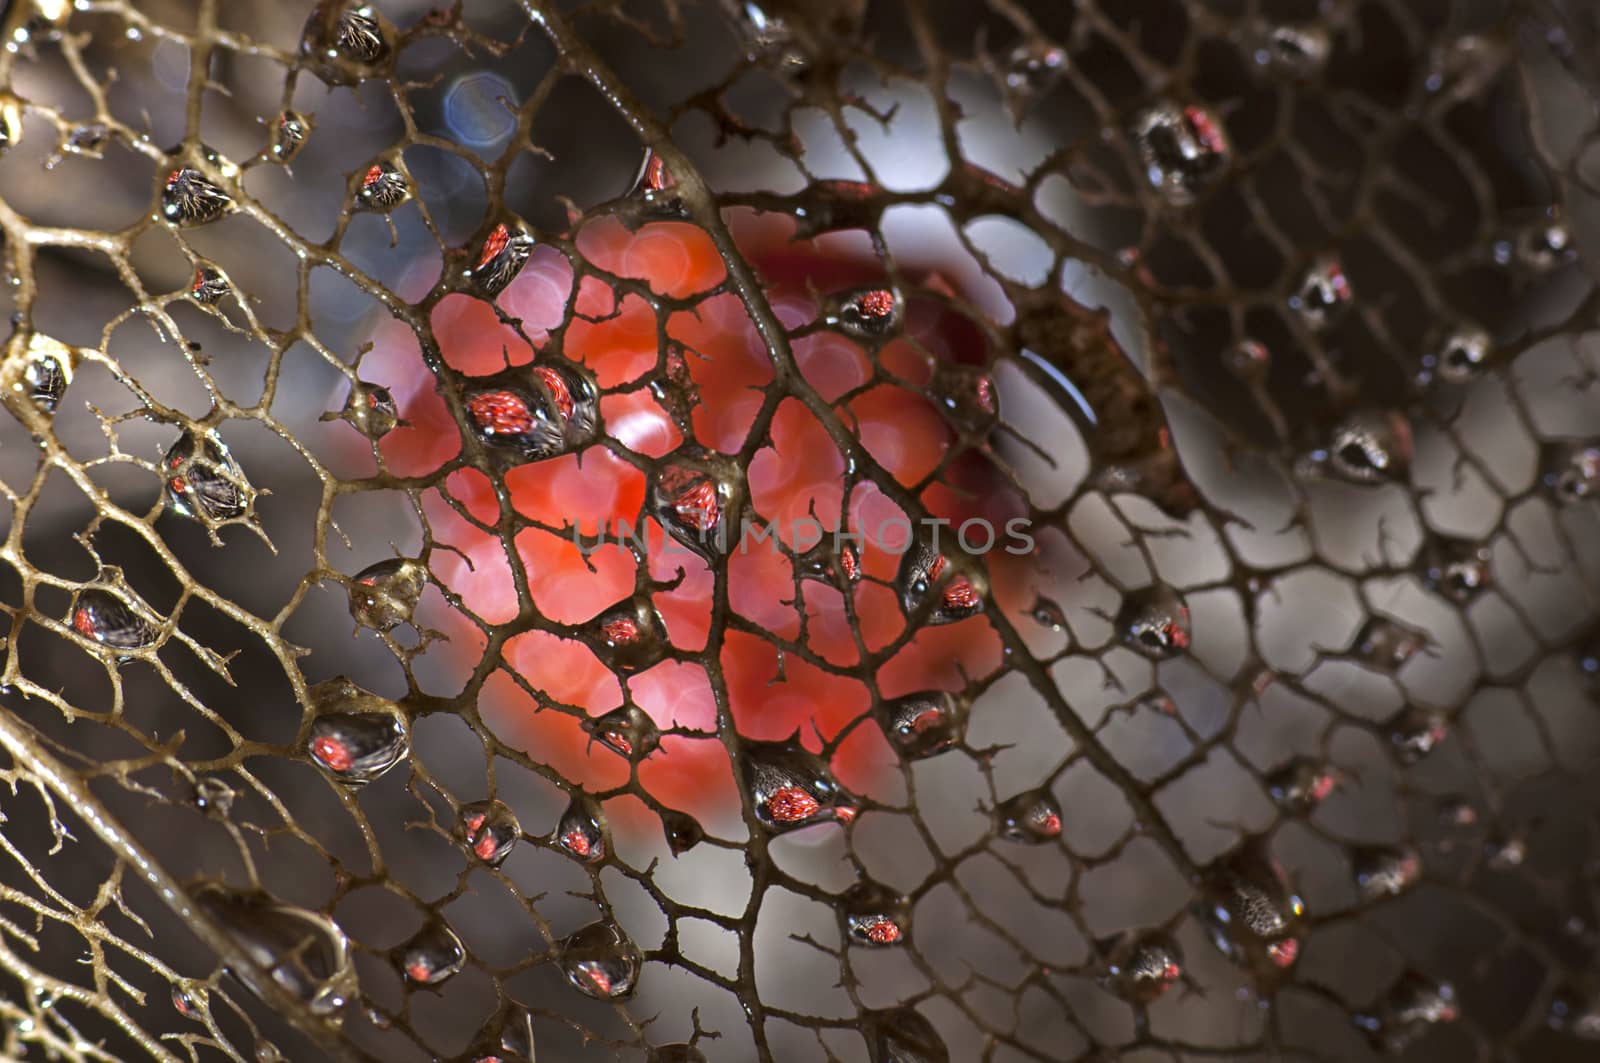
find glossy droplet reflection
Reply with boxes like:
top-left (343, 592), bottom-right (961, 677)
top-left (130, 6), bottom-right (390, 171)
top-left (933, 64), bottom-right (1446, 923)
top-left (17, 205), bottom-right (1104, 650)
top-left (1099, 930), bottom-right (1184, 1004)
top-left (1351, 844), bottom-right (1423, 901)
top-left (1291, 256), bottom-right (1353, 328)
top-left (355, 161), bottom-right (408, 212)
top-left (1354, 972), bottom-right (1458, 1052)
top-left (995, 789), bottom-right (1062, 843)
top-left (1134, 101), bottom-right (1231, 206)
top-left (1264, 758), bottom-right (1340, 813)
top-left (193, 882), bottom-right (356, 1021)
top-left (322, 381), bottom-right (402, 441)
top-left (162, 428), bottom-right (256, 528)
top-left (304, 677), bottom-right (410, 785)
top-left (583, 703), bottom-right (661, 760)
top-left (897, 540), bottom-right (984, 627)
top-left (458, 800), bottom-right (519, 866)
top-left (394, 920), bottom-right (465, 986)
top-left (842, 881), bottom-right (909, 947)
top-left (866, 1006), bottom-right (949, 1063)
top-left (741, 739), bottom-right (855, 832)
top-left (467, 221), bottom-right (535, 297)
top-left (558, 922), bottom-right (641, 1000)
top-left (1385, 706), bottom-right (1449, 765)
top-left (346, 557), bottom-right (427, 631)
top-left (1325, 410), bottom-right (1413, 484)
top-left (1195, 840), bottom-right (1306, 980)
top-left (556, 794), bottom-right (608, 864)
top-left (1116, 585), bottom-right (1191, 660)
top-left (649, 456), bottom-right (741, 561)
top-left (874, 690), bottom-right (965, 760)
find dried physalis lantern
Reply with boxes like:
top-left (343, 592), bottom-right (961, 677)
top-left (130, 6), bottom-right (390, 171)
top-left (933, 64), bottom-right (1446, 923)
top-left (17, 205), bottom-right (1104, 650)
top-left (267, 111), bottom-right (311, 164)
top-left (842, 881), bottom-right (909, 947)
top-left (322, 380), bottom-right (402, 441)
top-left (555, 794), bottom-right (608, 864)
top-left (995, 788), bottom-right (1063, 843)
top-left (160, 144), bottom-right (237, 227)
top-left (188, 264), bottom-right (230, 304)
top-left (1194, 839), bottom-right (1306, 980)
top-left (897, 540), bottom-right (984, 627)
top-left (162, 428), bottom-right (259, 531)
top-left (68, 585), bottom-right (158, 654)
top-left (346, 557), bottom-right (428, 632)
top-left (1133, 102), bottom-right (1231, 206)
top-left (2, 329), bottom-right (79, 420)
top-left (741, 738), bottom-right (856, 833)
top-left (394, 920), bottom-right (466, 987)
top-left (457, 800), bottom-right (520, 867)
top-left (299, 1), bottom-right (393, 85)
top-left (192, 882), bottom-right (357, 1022)
top-left (303, 677), bottom-right (410, 785)
top-left (1098, 930), bottom-right (1185, 1004)
top-left (467, 221), bottom-right (535, 297)
top-left (558, 922), bottom-right (641, 1001)
top-left (354, 160), bottom-right (408, 212)
top-left (583, 704), bottom-right (662, 760)
top-left (873, 690), bottom-right (966, 760)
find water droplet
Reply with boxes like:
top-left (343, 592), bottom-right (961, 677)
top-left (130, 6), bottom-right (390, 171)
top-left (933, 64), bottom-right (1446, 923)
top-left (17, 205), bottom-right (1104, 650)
top-left (991, 788), bottom-right (1061, 843)
top-left (649, 456), bottom-right (741, 561)
top-left (355, 160), bottom-right (408, 212)
top-left (1029, 595), bottom-right (1066, 631)
top-left (1350, 616), bottom-right (1426, 672)
top-left (192, 776), bottom-right (235, 818)
top-left (795, 533), bottom-right (862, 587)
top-left (161, 166), bottom-right (233, 227)
top-left (734, 1), bottom-right (808, 70)
top-left (874, 690), bottom-right (965, 760)
top-left (171, 982), bottom-right (206, 1019)
top-left (1224, 338), bottom-right (1272, 383)
top-left (1548, 987), bottom-right (1600, 1039)
top-left (1429, 324), bottom-right (1491, 384)
top-left (1263, 758), bottom-right (1340, 813)
top-left (1484, 833), bottom-right (1526, 871)
top-left (255, 1042), bottom-right (283, 1063)
top-left (1384, 706), bottom-right (1448, 765)
top-left (741, 739), bottom-right (855, 833)
top-left (824, 287), bottom-right (902, 341)
top-left (394, 920), bottom-right (465, 986)
top-left (268, 111), bottom-right (310, 164)
top-left (581, 598), bottom-right (668, 674)
top-left (458, 799), bottom-right (519, 866)
top-left (469, 1005), bottom-right (537, 1061)
top-left (1325, 409), bottom-right (1413, 484)
top-left (660, 808), bottom-right (704, 855)
top-left (628, 148), bottom-right (687, 219)
top-left (1513, 214), bottom-right (1574, 270)
top-left (583, 704), bottom-right (662, 760)
top-left (322, 381), bottom-right (402, 440)
top-left (193, 882), bottom-right (356, 1021)
top-left (1194, 840), bottom-right (1306, 979)
top-left (299, 1), bottom-right (392, 85)
top-left (467, 221), bottom-right (535, 297)
top-left (304, 677), bottom-right (410, 785)
top-left (163, 428), bottom-right (256, 527)
top-left (1543, 443), bottom-right (1600, 504)
top-left (188, 263), bottom-right (230, 304)
top-left (1351, 844), bottom-right (1422, 901)
top-left (1116, 585), bottom-right (1191, 659)
top-left (864, 1007), bottom-right (949, 1063)
top-left (556, 794), bottom-right (608, 864)
top-left (648, 1046), bottom-right (707, 1063)
top-left (346, 557), bottom-right (427, 631)
top-left (467, 362), bottom-right (598, 463)
top-left (1353, 972), bottom-right (1458, 1053)
top-left (897, 540), bottom-right (984, 626)
top-left (1099, 930), bottom-right (1185, 1004)
top-left (1245, 22), bottom-right (1331, 76)
top-left (1290, 256), bottom-right (1353, 328)
top-left (842, 881), bottom-right (908, 946)
top-left (1002, 40), bottom-right (1067, 94)
top-left (1423, 538), bottom-right (1491, 603)
top-left (69, 586), bottom-right (157, 652)
top-left (558, 922), bottom-right (641, 1000)
top-left (6, 331), bottom-right (76, 414)
top-left (1133, 102), bottom-right (1230, 207)
top-left (930, 362), bottom-right (999, 434)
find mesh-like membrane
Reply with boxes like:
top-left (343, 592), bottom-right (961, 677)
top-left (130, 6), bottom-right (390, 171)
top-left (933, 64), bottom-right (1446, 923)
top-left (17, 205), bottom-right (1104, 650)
top-left (0, 0), bottom-right (1598, 1060)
